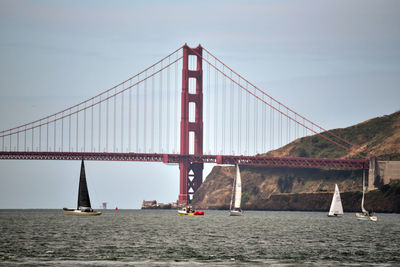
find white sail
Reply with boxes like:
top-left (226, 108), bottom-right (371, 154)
top-left (328, 184), bottom-right (343, 216)
top-left (361, 172), bottom-right (368, 214)
top-left (233, 165), bottom-right (242, 209)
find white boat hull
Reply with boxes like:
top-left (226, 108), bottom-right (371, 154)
top-left (356, 213), bottom-right (377, 221)
top-left (63, 209), bottom-right (102, 216)
top-left (229, 210), bottom-right (242, 216)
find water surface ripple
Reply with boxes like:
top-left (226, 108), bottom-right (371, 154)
top-left (0, 210), bottom-right (399, 266)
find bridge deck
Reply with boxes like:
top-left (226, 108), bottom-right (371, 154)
top-left (0, 152), bottom-right (369, 170)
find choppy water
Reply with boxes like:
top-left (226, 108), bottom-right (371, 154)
top-left (0, 210), bottom-right (399, 266)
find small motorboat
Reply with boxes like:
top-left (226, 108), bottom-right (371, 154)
top-left (177, 205), bottom-right (204, 216)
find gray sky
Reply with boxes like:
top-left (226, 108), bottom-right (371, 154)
top-left (1, 0), bottom-right (400, 208)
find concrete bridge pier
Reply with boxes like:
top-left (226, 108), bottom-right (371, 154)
top-left (368, 156), bottom-right (400, 191)
top-left (368, 156), bottom-right (379, 191)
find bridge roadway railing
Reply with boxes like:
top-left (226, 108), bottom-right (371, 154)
top-left (0, 151), bottom-right (369, 170)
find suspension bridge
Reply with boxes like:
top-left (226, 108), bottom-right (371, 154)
top-left (0, 44), bottom-right (369, 203)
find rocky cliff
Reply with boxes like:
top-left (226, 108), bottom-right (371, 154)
top-left (192, 111), bottom-right (400, 212)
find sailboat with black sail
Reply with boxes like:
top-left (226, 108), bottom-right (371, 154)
top-left (63, 159), bottom-right (101, 216)
top-left (230, 165), bottom-right (242, 216)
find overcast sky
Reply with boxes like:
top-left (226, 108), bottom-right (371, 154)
top-left (1, 0), bottom-right (399, 209)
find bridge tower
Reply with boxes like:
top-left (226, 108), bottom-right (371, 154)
top-left (178, 44), bottom-right (203, 204)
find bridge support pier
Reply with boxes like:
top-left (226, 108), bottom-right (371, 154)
top-left (178, 44), bottom-right (204, 204)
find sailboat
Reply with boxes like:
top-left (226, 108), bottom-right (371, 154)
top-left (327, 184), bottom-right (343, 217)
top-left (355, 171), bottom-right (377, 221)
top-left (229, 165), bottom-right (242, 216)
top-left (63, 159), bottom-right (102, 216)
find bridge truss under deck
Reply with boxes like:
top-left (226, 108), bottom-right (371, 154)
top-left (0, 152), bottom-right (369, 170)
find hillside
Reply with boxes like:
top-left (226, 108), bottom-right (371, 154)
top-left (266, 110), bottom-right (400, 160)
top-left (192, 111), bottom-right (400, 212)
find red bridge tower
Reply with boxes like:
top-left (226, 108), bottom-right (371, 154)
top-left (179, 44), bottom-right (203, 204)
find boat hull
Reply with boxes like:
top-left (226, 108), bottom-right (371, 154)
top-left (355, 213), bottom-right (377, 221)
top-left (177, 209), bottom-right (204, 216)
top-left (327, 214), bottom-right (343, 217)
top-left (229, 210), bottom-right (242, 216)
top-left (63, 209), bottom-right (102, 216)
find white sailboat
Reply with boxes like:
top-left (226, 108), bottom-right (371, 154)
top-left (327, 184), bottom-right (343, 217)
top-left (355, 171), bottom-right (377, 221)
top-left (230, 165), bottom-right (242, 216)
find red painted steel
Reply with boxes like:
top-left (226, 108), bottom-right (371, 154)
top-left (0, 152), bottom-right (369, 170)
top-left (179, 44), bottom-right (204, 204)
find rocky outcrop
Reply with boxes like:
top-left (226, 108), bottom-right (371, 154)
top-left (192, 165), bottom-right (363, 209)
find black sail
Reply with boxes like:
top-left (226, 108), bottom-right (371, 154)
top-left (77, 159), bottom-right (91, 209)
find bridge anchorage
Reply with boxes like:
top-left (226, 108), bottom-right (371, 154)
top-left (0, 43), bottom-right (373, 204)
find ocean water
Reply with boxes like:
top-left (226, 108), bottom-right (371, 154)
top-left (0, 210), bottom-right (399, 266)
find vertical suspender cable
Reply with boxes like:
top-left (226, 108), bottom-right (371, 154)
top-left (278, 104), bottom-right (281, 147)
top-left (99, 95), bottom-right (102, 152)
top-left (246, 84), bottom-right (249, 155)
top-left (222, 65), bottom-right (225, 154)
top-left (17, 127), bottom-right (19, 151)
top-left (121, 88), bottom-right (124, 152)
top-left (143, 72), bottom-right (147, 153)
top-left (167, 57), bottom-right (170, 153)
top-left (114, 87), bottom-right (117, 152)
top-left (238, 78), bottom-right (241, 154)
top-left (254, 85), bottom-right (258, 154)
top-left (151, 67), bottom-right (155, 152)
top-left (84, 104), bottom-right (86, 152)
top-left (174, 57), bottom-right (178, 153)
top-left (91, 99), bottom-right (94, 152)
top-left (76, 107), bottom-right (79, 152)
top-left (24, 126), bottom-right (27, 151)
top-left (262, 95), bottom-right (266, 152)
top-left (214, 58), bottom-right (218, 154)
top-left (136, 76), bottom-right (140, 152)
top-left (230, 70), bottom-right (234, 154)
top-left (286, 108), bottom-right (288, 144)
top-left (206, 54), bottom-right (210, 154)
top-left (54, 115), bottom-right (56, 151)
top-left (39, 120), bottom-right (42, 151)
top-left (289, 111), bottom-right (292, 142)
top-left (270, 98), bottom-right (274, 150)
top-left (106, 91), bottom-right (109, 152)
top-left (47, 119), bottom-right (49, 152)
top-left (68, 110), bottom-right (71, 151)
top-left (61, 113), bottom-right (63, 151)
top-left (31, 122), bottom-right (33, 151)
top-left (159, 63), bottom-right (163, 152)
top-left (129, 80), bottom-right (132, 152)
